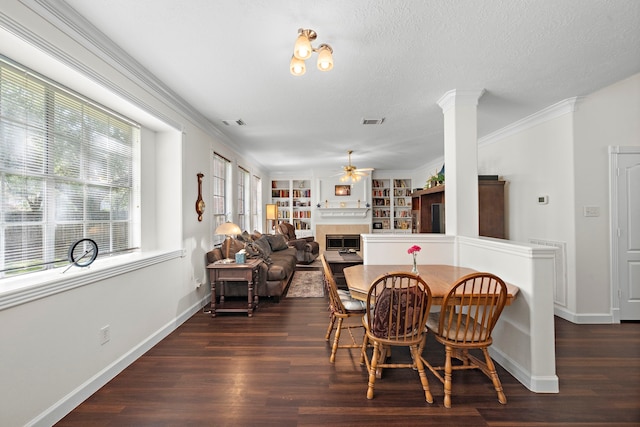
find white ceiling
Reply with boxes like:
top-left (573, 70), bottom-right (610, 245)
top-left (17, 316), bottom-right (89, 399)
top-left (62, 0), bottom-right (640, 174)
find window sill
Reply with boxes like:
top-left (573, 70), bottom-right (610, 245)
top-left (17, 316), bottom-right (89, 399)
top-left (0, 249), bottom-right (184, 311)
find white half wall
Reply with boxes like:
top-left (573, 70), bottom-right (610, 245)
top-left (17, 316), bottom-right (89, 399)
top-left (362, 233), bottom-right (559, 393)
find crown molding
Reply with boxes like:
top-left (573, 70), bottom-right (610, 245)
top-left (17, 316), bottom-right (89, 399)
top-left (13, 0), bottom-right (237, 148)
top-left (479, 97), bottom-right (585, 147)
top-left (8, 1), bottom-right (179, 131)
top-left (437, 89), bottom-right (486, 114)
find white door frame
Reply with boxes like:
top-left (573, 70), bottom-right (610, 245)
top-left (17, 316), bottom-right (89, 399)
top-left (609, 145), bottom-right (640, 322)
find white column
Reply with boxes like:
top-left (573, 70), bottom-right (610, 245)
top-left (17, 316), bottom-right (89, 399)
top-left (437, 89), bottom-right (485, 237)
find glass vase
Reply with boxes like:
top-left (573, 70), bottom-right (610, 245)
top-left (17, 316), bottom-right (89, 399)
top-left (411, 254), bottom-right (418, 274)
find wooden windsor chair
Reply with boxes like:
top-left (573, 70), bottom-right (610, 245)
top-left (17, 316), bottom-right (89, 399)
top-left (422, 272), bottom-right (508, 408)
top-left (360, 272), bottom-right (433, 402)
top-left (321, 254), bottom-right (366, 363)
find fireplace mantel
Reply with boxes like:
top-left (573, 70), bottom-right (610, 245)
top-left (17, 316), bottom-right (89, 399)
top-left (317, 207), bottom-right (370, 218)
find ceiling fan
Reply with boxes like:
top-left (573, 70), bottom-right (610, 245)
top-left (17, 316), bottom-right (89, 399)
top-left (339, 150), bottom-right (374, 182)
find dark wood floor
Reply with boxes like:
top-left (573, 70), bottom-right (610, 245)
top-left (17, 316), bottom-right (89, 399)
top-left (57, 296), bottom-right (640, 426)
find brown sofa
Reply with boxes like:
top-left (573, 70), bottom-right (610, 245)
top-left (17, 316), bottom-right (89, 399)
top-left (276, 222), bottom-right (320, 264)
top-left (206, 232), bottom-right (297, 301)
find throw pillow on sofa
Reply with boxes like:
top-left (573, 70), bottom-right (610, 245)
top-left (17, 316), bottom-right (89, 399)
top-left (266, 234), bottom-right (289, 251)
top-left (253, 236), bottom-right (273, 257)
top-left (246, 238), bottom-right (272, 264)
top-left (237, 230), bottom-right (254, 243)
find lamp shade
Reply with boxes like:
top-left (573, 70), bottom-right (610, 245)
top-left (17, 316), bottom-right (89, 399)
top-left (293, 32), bottom-right (313, 60)
top-left (316, 44), bottom-right (334, 71)
top-left (290, 55), bottom-right (306, 76)
top-left (265, 204), bottom-right (277, 220)
top-left (215, 222), bottom-right (241, 236)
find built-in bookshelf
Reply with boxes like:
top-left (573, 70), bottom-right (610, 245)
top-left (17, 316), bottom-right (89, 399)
top-left (372, 179), bottom-right (391, 231)
top-left (371, 178), bottom-right (412, 232)
top-left (271, 179), bottom-right (312, 232)
top-left (292, 180), bottom-right (312, 231)
top-left (271, 180), bottom-right (291, 223)
top-left (393, 179), bottom-right (412, 231)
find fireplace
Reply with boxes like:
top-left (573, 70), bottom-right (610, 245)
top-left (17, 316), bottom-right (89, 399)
top-left (326, 234), bottom-right (361, 251)
top-left (316, 224), bottom-right (369, 253)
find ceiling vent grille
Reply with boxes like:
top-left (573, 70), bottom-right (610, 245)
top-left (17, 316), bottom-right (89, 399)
top-left (362, 118), bottom-right (385, 125)
top-left (222, 119), bottom-right (246, 126)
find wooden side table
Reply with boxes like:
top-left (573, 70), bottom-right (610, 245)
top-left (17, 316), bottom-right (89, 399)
top-left (207, 258), bottom-right (262, 317)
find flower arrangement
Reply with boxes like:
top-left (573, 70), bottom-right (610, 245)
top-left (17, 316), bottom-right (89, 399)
top-left (407, 245), bottom-right (421, 274)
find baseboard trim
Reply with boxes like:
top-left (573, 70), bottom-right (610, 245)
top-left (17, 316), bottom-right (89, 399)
top-left (29, 296), bottom-right (208, 427)
top-left (489, 346), bottom-right (559, 393)
top-left (554, 306), bottom-right (614, 324)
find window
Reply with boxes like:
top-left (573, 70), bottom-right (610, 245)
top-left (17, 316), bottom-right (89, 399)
top-left (237, 166), bottom-right (250, 231)
top-left (0, 57), bottom-right (140, 278)
top-left (212, 152), bottom-right (230, 244)
top-left (251, 174), bottom-right (261, 232)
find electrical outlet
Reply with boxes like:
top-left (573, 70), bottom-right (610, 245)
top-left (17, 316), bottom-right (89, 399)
top-left (100, 325), bottom-right (110, 345)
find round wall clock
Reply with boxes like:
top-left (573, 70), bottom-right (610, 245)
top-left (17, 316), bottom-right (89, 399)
top-left (68, 238), bottom-right (99, 267)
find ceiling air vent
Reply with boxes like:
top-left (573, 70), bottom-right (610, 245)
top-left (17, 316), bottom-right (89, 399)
top-left (222, 119), bottom-right (246, 126)
top-left (361, 118), bottom-right (385, 125)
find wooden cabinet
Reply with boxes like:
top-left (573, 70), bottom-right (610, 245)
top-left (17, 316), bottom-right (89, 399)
top-left (411, 180), bottom-right (506, 238)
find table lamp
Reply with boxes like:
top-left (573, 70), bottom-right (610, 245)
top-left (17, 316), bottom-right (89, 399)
top-left (265, 203), bottom-right (277, 233)
top-left (215, 221), bottom-right (242, 262)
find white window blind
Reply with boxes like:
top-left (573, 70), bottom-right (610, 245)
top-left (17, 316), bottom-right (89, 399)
top-left (237, 166), bottom-right (249, 231)
top-left (251, 174), bottom-right (261, 232)
top-left (0, 57), bottom-right (140, 277)
top-left (212, 152), bottom-right (230, 244)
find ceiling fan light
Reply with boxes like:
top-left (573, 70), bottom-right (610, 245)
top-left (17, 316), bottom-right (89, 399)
top-left (293, 31), bottom-right (313, 60)
top-left (317, 44), bottom-right (333, 71)
top-left (290, 55), bottom-right (306, 76)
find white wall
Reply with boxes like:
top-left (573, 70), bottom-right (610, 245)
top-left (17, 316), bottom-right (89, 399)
top-left (361, 233), bottom-right (560, 393)
top-left (1, 1), bottom-right (638, 424)
top-left (478, 73), bottom-right (640, 322)
top-left (478, 109), bottom-right (577, 315)
top-left (573, 74), bottom-right (640, 319)
top-left (0, 3), bottom-right (267, 426)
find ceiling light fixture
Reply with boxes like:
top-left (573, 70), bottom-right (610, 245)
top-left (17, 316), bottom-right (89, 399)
top-left (340, 150), bottom-right (373, 182)
top-left (290, 28), bottom-right (333, 76)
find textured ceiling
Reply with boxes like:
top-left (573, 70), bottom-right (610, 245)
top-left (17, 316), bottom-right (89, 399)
top-left (62, 0), bottom-right (640, 173)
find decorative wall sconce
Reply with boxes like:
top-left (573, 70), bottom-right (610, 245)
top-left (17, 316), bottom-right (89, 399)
top-left (195, 173), bottom-right (205, 221)
top-left (290, 28), bottom-right (333, 76)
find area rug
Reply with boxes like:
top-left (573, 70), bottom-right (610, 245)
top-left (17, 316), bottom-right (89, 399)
top-left (296, 258), bottom-right (322, 269)
top-left (286, 270), bottom-right (325, 298)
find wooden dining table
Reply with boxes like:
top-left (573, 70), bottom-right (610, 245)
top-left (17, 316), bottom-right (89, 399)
top-left (345, 264), bottom-right (519, 379)
top-left (343, 264), bottom-right (519, 305)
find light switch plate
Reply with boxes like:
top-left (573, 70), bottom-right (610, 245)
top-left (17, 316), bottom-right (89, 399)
top-left (583, 206), bottom-right (600, 217)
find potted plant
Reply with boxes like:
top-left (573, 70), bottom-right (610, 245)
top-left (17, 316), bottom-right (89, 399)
top-left (426, 171), bottom-right (444, 188)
